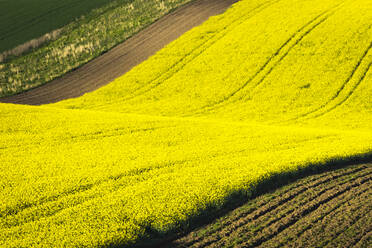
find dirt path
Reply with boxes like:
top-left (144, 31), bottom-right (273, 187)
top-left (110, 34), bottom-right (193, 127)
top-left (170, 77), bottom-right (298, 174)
top-left (0, 0), bottom-right (238, 105)
top-left (170, 163), bottom-right (372, 248)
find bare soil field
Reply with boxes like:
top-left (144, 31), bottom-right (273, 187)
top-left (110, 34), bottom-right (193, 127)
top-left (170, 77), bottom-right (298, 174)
top-left (0, 0), bottom-right (370, 246)
top-left (0, 0), bottom-right (237, 105)
top-left (170, 163), bottom-right (372, 248)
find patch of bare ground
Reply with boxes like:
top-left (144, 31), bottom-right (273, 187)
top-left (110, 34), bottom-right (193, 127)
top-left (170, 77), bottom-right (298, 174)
top-left (170, 163), bottom-right (372, 248)
top-left (0, 0), bottom-right (238, 105)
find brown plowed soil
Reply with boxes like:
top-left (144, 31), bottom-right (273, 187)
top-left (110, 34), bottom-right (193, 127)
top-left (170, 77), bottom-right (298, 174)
top-left (0, 0), bottom-right (238, 105)
top-left (170, 163), bottom-right (372, 248)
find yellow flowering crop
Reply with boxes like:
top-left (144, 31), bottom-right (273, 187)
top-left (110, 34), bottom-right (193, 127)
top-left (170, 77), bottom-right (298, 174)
top-left (1, 0), bottom-right (371, 246)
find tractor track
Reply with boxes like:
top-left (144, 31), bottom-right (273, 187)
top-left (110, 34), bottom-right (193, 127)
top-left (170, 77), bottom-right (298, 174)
top-left (170, 163), bottom-right (372, 248)
top-left (187, 0), bottom-right (346, 116)
top-left (0, 0), bottom-right (238, 105)
top-left (286, 40), bottom-right (372, 123)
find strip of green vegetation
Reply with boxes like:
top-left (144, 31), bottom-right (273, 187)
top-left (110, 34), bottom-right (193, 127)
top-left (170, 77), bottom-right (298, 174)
top-left (0, 0), bottom-right (115, 53)
top-left (0, 0), bottom-right (192, 97)
top-left (0, 0), bottom-right (371, 246)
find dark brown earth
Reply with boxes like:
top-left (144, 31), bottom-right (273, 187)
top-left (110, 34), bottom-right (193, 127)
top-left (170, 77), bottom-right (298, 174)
top-left (0, 0), bottom-right (238, 105)
top-left (169, 163), bottom-right (372, 248)
top-left (2, 2), bottom-right (370, 247)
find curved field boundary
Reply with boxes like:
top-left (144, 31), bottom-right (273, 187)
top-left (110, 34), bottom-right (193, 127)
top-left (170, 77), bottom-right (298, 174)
top-left (186, 0), bottom-right (346, 116)
top-left (0, 0), bottom-right (238, 105)
top-left (171, 163), bottom-right (372, 248)
top-left (88, 0), bottom-right (281, 109)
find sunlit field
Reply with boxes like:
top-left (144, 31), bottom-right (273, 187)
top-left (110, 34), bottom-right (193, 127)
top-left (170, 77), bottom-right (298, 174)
top-left (0, 0), bottom-right (192, 96)
top-left (0, 0), bottom-right (371, 247)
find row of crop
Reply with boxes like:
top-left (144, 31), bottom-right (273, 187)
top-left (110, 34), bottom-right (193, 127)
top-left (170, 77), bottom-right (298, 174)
top-left (53, 0), bottom-right (372, 131)
top-left (174, 164), bottom-right (371, 248)
top-left (0, 0), bottom-right (193, 97)
top-left (1, 103), bottom-right (372, 246)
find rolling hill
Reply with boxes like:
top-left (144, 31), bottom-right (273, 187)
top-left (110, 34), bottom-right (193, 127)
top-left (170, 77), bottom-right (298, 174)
top-left (0, 0), bottom-right (371, 247)
top-left (0, 0), bottom-right (193, 96)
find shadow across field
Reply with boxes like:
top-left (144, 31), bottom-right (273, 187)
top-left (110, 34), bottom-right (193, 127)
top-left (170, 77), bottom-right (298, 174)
top-left (102, 152), bottom-right (372, 248)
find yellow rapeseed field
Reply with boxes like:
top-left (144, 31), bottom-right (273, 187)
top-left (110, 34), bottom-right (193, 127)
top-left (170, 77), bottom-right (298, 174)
top-left (1, 0), bottom-right (371, 246)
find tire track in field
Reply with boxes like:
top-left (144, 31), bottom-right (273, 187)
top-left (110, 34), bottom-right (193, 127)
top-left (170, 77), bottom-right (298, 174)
top-left (286, 40), bottom-right (372, 123)
top-left (348, 227), bottom-right (372, 248)
top-left (170, 163), bottom-right (371, 248)
top-left (239, 182), bottom-right (370, 248)
top-left (178, 165), bottom-right (369, 247)
top-left (0, 133), bottom-right (323, 228)
top-left (22, 0), bottom-right (218, 104)
top-left (23, 0), bottom-right (280, 108)
top-left (187, 1), bottom-right (345, 116)
top-left (1, 0), bottom-right (213, 104)
top-left (61, 125), bottom-right (177, 142)
top-left (0, 158), bottom-right (190, 229)
top-left (0, 124), bottom-right (181, 221)
top-left (0, 135), bottom-right (343, 230)
top-left (0, 0), bottom-right (239, 105)
top-left (260, 178), bottom-right (371, 248)
top-left (262, 187), bottom-right (369, 247)
top-left (90, 0), bottom-right (281, 109)
top-left (180, 167), bottom-right (371, 248)
top-left (0, 124), bottom-right (177, 151)
top-left (353, 230), bottom-right (372, 248)
top-left (210, 172), bottom-right (371, 248)
top-left (320, 204), bottom-right (372, 248)
top-left (170, 163), bottom-right (370, 247)
top-left (0, 130), bottom-right (285, 229)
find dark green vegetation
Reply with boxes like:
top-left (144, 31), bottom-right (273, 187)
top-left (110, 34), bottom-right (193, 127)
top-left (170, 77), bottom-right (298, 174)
top-left (0, 0), bottom-right (114, 53)
top-left (0, 0), bottom-right (371, 246)
top-left (171, 163), bottom-right (372, 248)
top-left (0, 0), bottom-right (192, 97)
